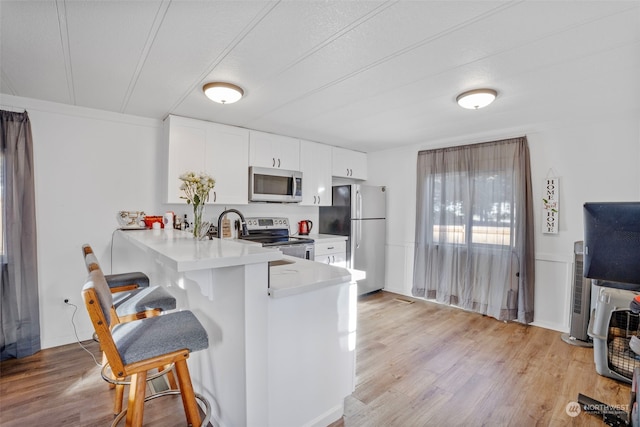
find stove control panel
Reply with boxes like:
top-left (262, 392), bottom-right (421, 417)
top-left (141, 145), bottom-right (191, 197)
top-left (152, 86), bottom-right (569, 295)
top-left (245, 217), bottom-right (289, 230)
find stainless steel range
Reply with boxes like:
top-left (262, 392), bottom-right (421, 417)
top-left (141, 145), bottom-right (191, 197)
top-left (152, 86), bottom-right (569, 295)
top-left (242, 217), bottom-right (314, 260)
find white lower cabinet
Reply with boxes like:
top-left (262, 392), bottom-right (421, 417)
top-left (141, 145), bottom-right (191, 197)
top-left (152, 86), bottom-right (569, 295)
top-left (314, 240), bottom-right (347, 267)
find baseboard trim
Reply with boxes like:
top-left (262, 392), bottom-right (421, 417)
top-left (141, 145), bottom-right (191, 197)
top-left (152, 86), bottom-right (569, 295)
top-left (303, 402), bottom-right (345, 427)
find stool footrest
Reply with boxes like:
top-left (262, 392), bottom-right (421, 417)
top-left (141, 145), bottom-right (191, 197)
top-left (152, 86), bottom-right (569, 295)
top-left (111, 390), bottom-right (211, 427)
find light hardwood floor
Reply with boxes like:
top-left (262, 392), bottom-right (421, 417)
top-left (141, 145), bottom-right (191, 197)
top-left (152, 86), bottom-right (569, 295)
top-left (0, 291), bottom-right (629, 426)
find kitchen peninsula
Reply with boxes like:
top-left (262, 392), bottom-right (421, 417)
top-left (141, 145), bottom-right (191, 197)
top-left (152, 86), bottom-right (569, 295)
top-left (112, 228), bottom-right (356, 427)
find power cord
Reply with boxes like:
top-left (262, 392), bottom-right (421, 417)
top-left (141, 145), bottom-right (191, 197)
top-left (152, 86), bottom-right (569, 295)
top-left (64, 300), bottom-right (101, 367)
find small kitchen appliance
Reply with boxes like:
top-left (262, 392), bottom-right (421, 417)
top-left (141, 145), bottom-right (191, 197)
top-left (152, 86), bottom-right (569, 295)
top-left (116, 211), bottom-right (146, 229)
top-left (143, 216), bottom-right (164, 228)
top-left (248, 167), bottom-right (303, 203)
top-left (298, 220), bottom-right (313, 235)
top-left (242, 217), bottom-right (314, 260)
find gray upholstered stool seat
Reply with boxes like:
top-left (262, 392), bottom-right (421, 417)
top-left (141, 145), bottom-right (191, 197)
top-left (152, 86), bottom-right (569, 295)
top-left (82, 244), bottom-right (176, 321)
top-left (112, 310), bottom-right (208, 366)
top-left (111, 286), bottom-right (177, 318)
top-left (83, 248), bottom-right (150, 291)
top-left (104, 271), bottom-right (150, 289)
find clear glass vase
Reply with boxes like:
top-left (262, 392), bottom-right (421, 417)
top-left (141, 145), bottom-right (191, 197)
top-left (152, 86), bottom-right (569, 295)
top-left (192, 203), bottom-right (206, 239)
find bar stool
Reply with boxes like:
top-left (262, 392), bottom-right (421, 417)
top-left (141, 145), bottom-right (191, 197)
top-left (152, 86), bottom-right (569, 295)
top-left (82, 268), bottom-right (209, 427)
top-left (83, 244), bottom-right (178, 414)
top-left (82, 244), bottom-right (176, 322)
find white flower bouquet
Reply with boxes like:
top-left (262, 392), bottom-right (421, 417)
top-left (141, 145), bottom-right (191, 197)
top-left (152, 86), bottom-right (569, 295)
top-left (179, 171), bottom-right (215, 238)
top-left (179, 171), bottom-right (216, 206)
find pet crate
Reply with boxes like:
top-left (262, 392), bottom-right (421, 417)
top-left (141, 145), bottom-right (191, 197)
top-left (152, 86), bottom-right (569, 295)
top-left (589, 286), bottom-right (640, 383)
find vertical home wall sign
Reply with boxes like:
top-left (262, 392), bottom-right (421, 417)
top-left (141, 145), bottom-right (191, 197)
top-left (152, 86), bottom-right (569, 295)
top-left (542, 177), bottom-right (559, 234)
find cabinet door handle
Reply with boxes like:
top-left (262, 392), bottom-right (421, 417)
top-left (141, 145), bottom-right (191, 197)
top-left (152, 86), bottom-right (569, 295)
top-left (272, 157), bottom-right (276, 167)
top-left (213, 191), bottom-right (217, 202)
top-left (277, 158), bottom-right (281, 168)
top-left (313, 195), bottom-right (317, 204)
top-left (327, 246), bottom-right (334, 250)
top-left (332, 255), bottom-right (335, 263)
top-left (317, 196), bottom-right (320, 204)
top-left (326, 257), bottom-right (330, 264)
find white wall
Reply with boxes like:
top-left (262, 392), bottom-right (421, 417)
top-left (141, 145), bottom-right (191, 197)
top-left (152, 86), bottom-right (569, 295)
top-left (1, 96), bottom-right (163, 349)
top-left (2, 95), bottom-right (319, 349)
top-left (3, 91), bottom-right (637, 348)
top-left (366, 114), bottom-right (640, 332)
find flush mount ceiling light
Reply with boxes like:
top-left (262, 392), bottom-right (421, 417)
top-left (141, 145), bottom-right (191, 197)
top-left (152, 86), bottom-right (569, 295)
top-left (203, 82), bottom-right (244, 104)
top-left (456, 88), bottom-right (498, 110)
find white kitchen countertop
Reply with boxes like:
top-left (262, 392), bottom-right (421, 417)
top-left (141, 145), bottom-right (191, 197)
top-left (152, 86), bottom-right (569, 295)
top-left (306, 233), bottom-right (348, 243)
top-left (116, 228), bottom-right (282, 272)
top-left (116, 229), bottom-right (358, 297)
top-left (269, 256), bottom-right (352, 298)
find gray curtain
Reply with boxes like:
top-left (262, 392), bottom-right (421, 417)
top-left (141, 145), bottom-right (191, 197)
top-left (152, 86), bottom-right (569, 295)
top-left (1, 110), bottom-right (40, 360)
top-left (412, 137), bottom-right (535, 323)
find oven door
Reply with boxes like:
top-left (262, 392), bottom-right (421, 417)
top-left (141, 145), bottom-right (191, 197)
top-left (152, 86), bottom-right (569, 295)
top-left (276, 244), bottom-right (314, 260)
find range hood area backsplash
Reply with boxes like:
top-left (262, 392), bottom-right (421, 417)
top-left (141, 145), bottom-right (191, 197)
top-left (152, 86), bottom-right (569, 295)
top-left (156, 176), bottom-right (364, 235)
top-left (163, 203), bottom-right (319, 236)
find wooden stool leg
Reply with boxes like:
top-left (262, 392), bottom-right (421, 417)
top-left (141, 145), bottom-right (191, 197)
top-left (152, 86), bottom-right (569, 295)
top-left (125, 371), bottom-right (147, 427)
top-left (165, 365), bottom-right (178, 389)
top-left (114, 382), bottom-right (125, 415)
top-left (174, 359), bottom-right (201, 426)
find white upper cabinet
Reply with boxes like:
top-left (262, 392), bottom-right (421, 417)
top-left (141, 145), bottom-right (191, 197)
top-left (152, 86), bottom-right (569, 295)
top-left (165, 115), bottom-right (249, 205)
top-left (249, 130), bottom-right (300, 170)
top-left (331, 146), bottom-right (367, 180)
top-left (299, 140), bottom-right (332, 206)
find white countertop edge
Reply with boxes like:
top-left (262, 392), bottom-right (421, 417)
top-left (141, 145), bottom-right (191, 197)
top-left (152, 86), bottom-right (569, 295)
top-left (268, 255), bottom-right (353, 298)
top-left (116, 229), bottom-right (282, 272)
top-left (269, 272), bottom-right (352, 298)
top-left (306, 233), bottom-right (348, 243)
top-left (174, 251), bottom-right (282, 271)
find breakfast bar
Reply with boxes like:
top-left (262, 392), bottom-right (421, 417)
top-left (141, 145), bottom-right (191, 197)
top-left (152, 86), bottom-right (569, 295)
top-left (112, 229), bottom-right (356, 427)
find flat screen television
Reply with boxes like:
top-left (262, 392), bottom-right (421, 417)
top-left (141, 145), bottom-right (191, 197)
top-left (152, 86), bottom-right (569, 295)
top-left (583, 202), bottom-right (640, 285)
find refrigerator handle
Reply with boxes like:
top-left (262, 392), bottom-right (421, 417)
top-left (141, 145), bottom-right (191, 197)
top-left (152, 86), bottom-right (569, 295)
top-left (355, 189), bottom-right (362, 248)
top-left (354, 220), bottom-right (359, 249)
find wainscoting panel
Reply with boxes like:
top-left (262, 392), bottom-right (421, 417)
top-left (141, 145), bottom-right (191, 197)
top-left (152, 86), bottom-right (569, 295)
top-left (384, 243), bottom-right (412, 295)
top-left (529, 254), bottom-right (573, 332)
top-left (385, 245), bottom-right (573, 332)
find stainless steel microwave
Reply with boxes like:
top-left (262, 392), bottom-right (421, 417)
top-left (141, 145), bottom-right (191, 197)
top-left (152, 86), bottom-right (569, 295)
top-left (248, 166), bottom-right (303, 203)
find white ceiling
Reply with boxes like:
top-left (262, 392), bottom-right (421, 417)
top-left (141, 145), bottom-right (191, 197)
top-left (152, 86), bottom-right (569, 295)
top-left (1, 1), bottom-right (639, 152)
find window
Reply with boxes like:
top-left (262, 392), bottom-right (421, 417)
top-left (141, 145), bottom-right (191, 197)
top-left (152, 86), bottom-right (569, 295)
top-left (431, 170), bottom-right (514, 247)
top-left (413, 137), bottom-right (535, 324)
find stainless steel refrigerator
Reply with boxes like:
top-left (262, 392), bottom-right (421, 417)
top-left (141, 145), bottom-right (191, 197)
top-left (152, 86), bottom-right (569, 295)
top-left (319, 184), bottom-right (386, 295)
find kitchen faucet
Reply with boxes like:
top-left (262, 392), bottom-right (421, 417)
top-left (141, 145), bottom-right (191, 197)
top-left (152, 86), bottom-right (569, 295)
top-left (217, 209), bottom-right (249, 238)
